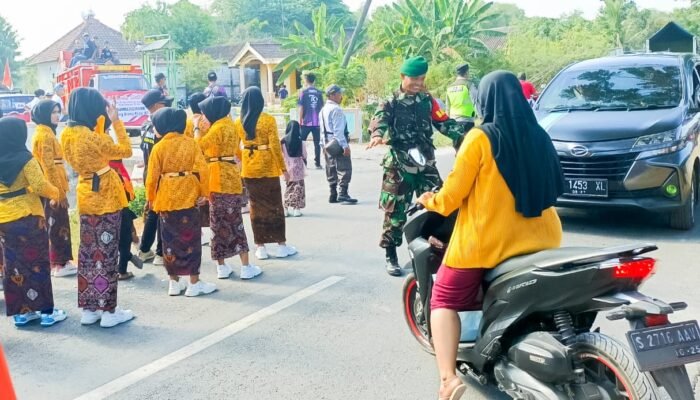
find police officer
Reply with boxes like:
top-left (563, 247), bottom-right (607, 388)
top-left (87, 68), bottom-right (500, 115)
top-left (446, 63), bottom-right (476, 130)
top-left (367, 56), bottom-right (465, 276)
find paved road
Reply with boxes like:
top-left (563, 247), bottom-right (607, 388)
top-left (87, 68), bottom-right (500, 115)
top-left (3, 144), bottom-right (700, 400)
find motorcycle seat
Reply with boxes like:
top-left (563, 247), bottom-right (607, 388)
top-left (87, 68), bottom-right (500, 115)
top-left (484, 247), bottom-right (598, 283)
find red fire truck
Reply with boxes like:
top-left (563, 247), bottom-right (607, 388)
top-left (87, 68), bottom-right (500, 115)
top-left (57, 64), bottom-right (149, 135)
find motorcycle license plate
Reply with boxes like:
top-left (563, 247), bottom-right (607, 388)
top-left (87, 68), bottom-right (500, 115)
top-left (564, 178), bottom-right (608, 197)
top-left (626, 320), bottom-right (700, 372)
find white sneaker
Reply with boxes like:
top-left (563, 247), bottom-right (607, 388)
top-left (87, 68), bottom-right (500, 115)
top-left (100, 308), bottom-right (134, 328)
top-left (255, 246), bottom-right (269, 260)
top-left (168, 279), bottom-right (188, 296)
top-left (284, 208), bottom-right (290, 217)
top-left (292, 209), bottom-right (302, 217)
top-left (275, 244), bottom-right (298, 258)
top-left (153, 255), bottom-right (165, 266)
top-left (217, 263), bottom-right (233, 279)
top-left (240, 264), bottom-right (262, 280)
top-left (80, 309), bottom-right (103, 325)
top-left (201, 228), bottom-right (210, 246)
top-left (138, 250), bottom-right (155, 262)
top-left (53, 263), bottom-right (78, 277)
top-left (185, 280), bottom-right (217, 297)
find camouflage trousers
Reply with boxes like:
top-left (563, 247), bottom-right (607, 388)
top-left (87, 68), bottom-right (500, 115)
top-left (379, 163), bottom-right (442, 248)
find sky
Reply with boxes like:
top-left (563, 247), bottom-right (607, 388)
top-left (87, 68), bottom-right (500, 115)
top-left (3, 0), bottom-right (692, 60)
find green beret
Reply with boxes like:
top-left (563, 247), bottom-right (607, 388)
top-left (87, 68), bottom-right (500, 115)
top-left (400, 56), bottom-right (429, 77)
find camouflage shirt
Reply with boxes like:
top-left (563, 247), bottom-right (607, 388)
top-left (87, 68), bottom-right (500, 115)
top-left (369, 90), bottom-right (464, 169)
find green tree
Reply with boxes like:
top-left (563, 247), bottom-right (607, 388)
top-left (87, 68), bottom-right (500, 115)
top-left (211, 0), bottom-right (351, 38)
top-left (0, 15), bottom-right (20, 85)
top-left (121, 0), bottom-right (214, 53)
top-left (179, 50), bottom-right (218, 92)
top-left (482, 2), bottom-right (525, 28)
top-left (672, 3), bottom-right (700, 36)
top-left (275, 4), bottom-right (366, 84)
top-left (370, 0), bottom-right (499, 63)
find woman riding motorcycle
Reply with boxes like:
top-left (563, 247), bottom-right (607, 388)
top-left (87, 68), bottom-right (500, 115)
top-left (417, 71), bottom-right (565, 400)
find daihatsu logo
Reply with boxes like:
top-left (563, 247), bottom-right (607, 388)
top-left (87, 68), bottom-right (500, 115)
top-left (570, 145), bottom-right (590, 157)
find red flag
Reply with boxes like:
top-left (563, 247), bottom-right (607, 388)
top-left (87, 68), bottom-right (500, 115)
top-left (2, 60), bottom-right (12, 90)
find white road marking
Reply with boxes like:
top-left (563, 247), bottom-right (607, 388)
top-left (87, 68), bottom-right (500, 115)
top-left (73, 276), bottom-right (345, 400)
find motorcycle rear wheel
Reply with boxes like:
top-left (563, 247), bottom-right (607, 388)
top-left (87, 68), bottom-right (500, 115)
top-left (402, 273), bottom-right (434, 354)
top-left (574, 332), bottom-right (660, 400)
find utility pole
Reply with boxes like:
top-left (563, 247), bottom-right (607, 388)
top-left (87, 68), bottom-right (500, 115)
top-left (342, 0), bottom-right (372, 68)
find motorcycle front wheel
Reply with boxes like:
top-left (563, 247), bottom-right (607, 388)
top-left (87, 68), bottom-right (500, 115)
top-left (574, 332), bottom-right (660, 400)
top-left (402, 273), bottom-right (434, 354)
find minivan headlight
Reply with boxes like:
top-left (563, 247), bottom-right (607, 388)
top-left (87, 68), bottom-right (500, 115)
top-left (633, 129), bottom-right (678, 149)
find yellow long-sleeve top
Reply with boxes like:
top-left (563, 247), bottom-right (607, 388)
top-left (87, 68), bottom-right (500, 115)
top-left (234, 113), bottom-right (286, 179)
top-left (31, 124), bottom-right (69, 200)
top-left (197, 118), bottom-right (243, 194)
top-left (146, 133), bottom-right (209, 212)
top-left (61, 120), bottom-right (132, 215)
top-left (0, 159), bottom-right (60, 223)
top-left (424, 128), bottom-right (562, 269)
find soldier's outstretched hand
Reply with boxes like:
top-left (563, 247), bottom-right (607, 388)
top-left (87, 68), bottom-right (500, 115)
top-left (366, 136), bottom-right (383, 150)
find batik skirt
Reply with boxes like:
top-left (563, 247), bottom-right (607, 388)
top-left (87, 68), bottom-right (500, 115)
top-left (78, 211), bottom-right (121, 311)
top-left (0, 216), bottom-right (54, 316)
top-left (160, 207), bottom-right (201, 276)
top-left (244, 177), bottom-right (286, 244)
top-left (44, 200), bottom-right (73, 265)
top-left (284, 180), bottom-right (306, 210)
top-left (209, 192), bottom-right (249, 260)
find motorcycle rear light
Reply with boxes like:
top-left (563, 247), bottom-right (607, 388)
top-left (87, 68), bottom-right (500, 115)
top-left (644, 314), bottom-right (670, 327)
top-left (612, 258), bottom-right (656, 280)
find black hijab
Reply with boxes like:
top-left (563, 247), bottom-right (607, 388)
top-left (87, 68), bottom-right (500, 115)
top-left (152, 107), bottom-right (187, 135)
top-left (31, 100), bottom-right (60, 133)
top-left (477, 71), bottom-right (563, 218)
top-left (240, 86), bottom-right (264, 141)
top-left (189, 92), bottom-right (206, 115)
top-left (68, 87), bottom-right (108, 129)
top-left (198, 96), bottom-right (231, 126)
top-left (0, 117), bottom-right (32, 186)
top-left (282, 120), bottom-right (303, 157)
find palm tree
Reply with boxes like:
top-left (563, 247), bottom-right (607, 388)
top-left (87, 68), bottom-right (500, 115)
top-left (275, 4), bottom-right (366, 83)
top-left (372, 0), bottom-right (500, 63)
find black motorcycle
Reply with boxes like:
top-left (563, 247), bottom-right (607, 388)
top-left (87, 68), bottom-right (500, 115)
top-left (402, 206), bottom-right (699, 399)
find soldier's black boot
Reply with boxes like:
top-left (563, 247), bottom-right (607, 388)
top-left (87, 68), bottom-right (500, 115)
top-left (337, 189), bottom-right (358, 204)
top-left (329, 187), bottom-right (339, 203)
top-left (385, 246), bottom-right (402, 277)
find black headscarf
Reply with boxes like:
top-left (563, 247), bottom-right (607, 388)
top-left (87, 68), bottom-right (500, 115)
top-left (282, 120), bottom-right (303, 157)
top-left (198, 96), bottom-right (231, 126)
top-left (477, 71), bottom-right (563, 218)
top-left (68, 87), bottom-right (108, 129)
top-left (0, 117), bottom-right (32, 187)
top-left (152, 107), bottom-right (187, 135)
top-left (31, 100), bottom-right (60, 133)
top-left (240, 86), bottom-right (264, 141)
top-left (188, 92), bottom-right (206, 115)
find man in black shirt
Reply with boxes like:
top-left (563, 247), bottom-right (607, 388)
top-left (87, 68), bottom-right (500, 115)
top-left (100, 41), bottom-right (114, 63)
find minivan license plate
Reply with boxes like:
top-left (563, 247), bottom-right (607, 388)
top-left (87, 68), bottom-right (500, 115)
top-left (626, 320), bottom-right (700, 372)
top-left (564, 178), bottom-right (608, 197)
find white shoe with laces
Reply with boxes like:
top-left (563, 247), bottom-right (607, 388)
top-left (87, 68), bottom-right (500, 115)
top-left (240, 264), bottom-right (262, 280)
top-left (217, 263), bottom-right (233, 279)
top-left (80, 309), bottom-right (103, 325)
top-left (255, 246), bottom-right (269, 260)
top-left (153, 255), bottom-right (165, 266)
top-left (275, 244), bottom-right (298, 258)
top-left (185, 280), bottom-right (217, 297)
top-left (100, 307), bottom-right (134, 328)
top-left (168, 279), bottom-right (188, 296)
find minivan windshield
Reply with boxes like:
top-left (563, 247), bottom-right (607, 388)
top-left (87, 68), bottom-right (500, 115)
top-left (539, 64), bottom-right (682, 111)
top-left (98, 74), bottom-right (148, 92)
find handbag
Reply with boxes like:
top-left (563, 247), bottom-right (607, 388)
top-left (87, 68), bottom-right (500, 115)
top-left (321, 108), bottom-right (346, 157)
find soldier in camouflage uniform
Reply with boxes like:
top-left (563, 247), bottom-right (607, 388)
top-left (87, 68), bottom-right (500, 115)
top-left (367, 56), bottom-right (465, 276)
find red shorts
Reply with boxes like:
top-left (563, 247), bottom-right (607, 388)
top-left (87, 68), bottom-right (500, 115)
top-left (430, 264), bottom-right (484, 312)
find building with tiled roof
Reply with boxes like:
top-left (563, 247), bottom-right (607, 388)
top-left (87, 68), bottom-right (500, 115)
top-left (26, 14), bottom-right (139, 91)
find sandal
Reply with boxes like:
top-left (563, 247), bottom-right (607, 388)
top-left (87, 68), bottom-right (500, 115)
top-left (118, 272), bottom-right (135, 281)
top-left (438, 377), bottom-right (466, 400)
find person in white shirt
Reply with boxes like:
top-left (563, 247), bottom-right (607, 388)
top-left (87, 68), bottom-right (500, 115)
top-left (51, 84), bottom-right (67, 121)
top-left (320, 84), bottom-right (357, 204)
top-left (25, 89), bottom-right (45, 112)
